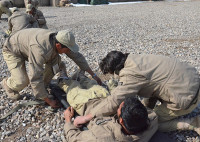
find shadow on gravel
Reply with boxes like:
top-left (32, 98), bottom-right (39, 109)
top-left (45, 16), bottom-right (57, 19)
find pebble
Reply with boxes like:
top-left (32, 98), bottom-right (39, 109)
top-left (0, 106), bottom-right (5, 110)
top-left (22, 123), bottom-right (26, 127)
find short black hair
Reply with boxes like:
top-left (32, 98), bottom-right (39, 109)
top-left (99, 51), bottom-right (129, 75)
top-left (121, 97), bottom-right (149, 134)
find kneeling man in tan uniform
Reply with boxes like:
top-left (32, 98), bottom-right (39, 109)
top-left (1, 28), bottom-right (101, 108)
top-left (73, 51), bottom-right (200, 135)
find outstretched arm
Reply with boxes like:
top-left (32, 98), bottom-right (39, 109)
top-left (66, 51), bottom-right (102, 85)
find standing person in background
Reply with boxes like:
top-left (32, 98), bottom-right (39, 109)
top-left (0, 0), bottom-right (13, 19)
top-left (26, 0), bottom-right (48, 29)
top-left (73, 51), bottom-right (200, 135)
top-left (7, 7), bottom-right (39, 35)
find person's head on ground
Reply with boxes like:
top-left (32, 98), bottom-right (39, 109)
top-left (99, 51), bottom-right (129, 75)
top-left (117, 96), bottom-right (149, 135)
top-left (26, 4), bottom-right (36, 15)
top-left (55, 30), bottom-right (79, 54)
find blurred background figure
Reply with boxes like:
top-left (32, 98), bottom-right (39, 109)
top-left (0, 0), bottom-right (13, 19)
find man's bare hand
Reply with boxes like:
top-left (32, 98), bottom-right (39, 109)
top-left (73, 114), bottom-right (93, 128)
top-left (64, 107), bottom-right (74, 123)
top-left (44, 97), bottom-right (61, 108)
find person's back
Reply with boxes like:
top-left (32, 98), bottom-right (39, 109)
top-left (119, 54), bottom-right (199, 111)
top-left (3, 28), bottom-right (55, 58)
top-left (8, 11), bottom-right (39, 34)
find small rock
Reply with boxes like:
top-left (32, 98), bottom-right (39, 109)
top-left (22, 123), bottom-right (26, 127)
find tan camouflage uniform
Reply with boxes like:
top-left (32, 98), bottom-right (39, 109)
top-left (8, 10), bottom-right (39, 34)
top-left (0, 0), bottom-right (13, 19)
top-left (87, 54), bottom-right (200, 132)
top-left (2, 28), bottom-right (90, 100)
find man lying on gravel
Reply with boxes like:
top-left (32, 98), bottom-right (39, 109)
top-left (59, 71), bottom-right (157, 141)
top-left (73, 51), bottom-right (200, 135)
top-left (1, 28), bottom-right (101, 108)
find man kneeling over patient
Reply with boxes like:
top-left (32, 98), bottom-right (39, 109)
top-left (59, 74), bottom-right (158, 141)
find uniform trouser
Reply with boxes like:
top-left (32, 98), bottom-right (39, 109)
top-left (0, 7), bottom-right (11, 18)
top-left (2, 50), bottom-right (64, 95)
top-left (59, 77), bottom-right (109, 115)
top-left (152, 93), bottom-right (200, 132)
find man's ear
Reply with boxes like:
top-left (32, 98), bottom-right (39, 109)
top-left (119, 117), bottom-right (124, 125)
top-left (56, 43), bottom-right (61, 49)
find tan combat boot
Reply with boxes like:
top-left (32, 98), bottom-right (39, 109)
top-left (1, 78), bottom-right (20, 100)
top-left (177, 116), bottom-right (200, 135)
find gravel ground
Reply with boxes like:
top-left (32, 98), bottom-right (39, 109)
top-left (1, 1), bottom-right (200, 141)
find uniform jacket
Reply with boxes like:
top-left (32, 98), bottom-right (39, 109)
top-left (8, 11), bottom-right (39, 34)
top-left (65, 109), bottom-right (158, 142)
top-left (0, 0), bottom-right (12, 8)
top-left (34, 9), bottom-right (48, 29)
top-left (89, 54), bottom-right (200, 117)
top-left (3, 28), bottom-right (90, 99)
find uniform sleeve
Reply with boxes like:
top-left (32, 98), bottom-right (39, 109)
top-left (28, 45), bottom-right (48, 100)
top-left (66, 51), bottom-right (90, 71)
top-left (36, 10), bottom-right (46, 25)
top-left (28, 15), bottom-right (39, 28)
top-left (90, 75), bottom-right (148, 117)
top-left (64, 122), bottom-right (97, 142)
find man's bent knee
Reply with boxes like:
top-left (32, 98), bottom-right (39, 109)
top-left (7, 77), bottom-right (29, 91)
